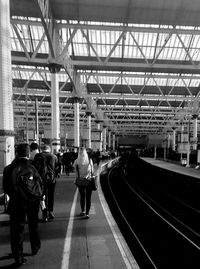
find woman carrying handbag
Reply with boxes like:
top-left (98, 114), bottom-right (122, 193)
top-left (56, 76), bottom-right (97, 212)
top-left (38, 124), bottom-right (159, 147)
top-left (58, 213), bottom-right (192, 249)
top-left (73, 147), bottom-right (97, 219)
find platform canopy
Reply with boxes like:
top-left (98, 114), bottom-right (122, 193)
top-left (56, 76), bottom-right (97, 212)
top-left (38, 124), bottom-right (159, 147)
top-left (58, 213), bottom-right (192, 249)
top-left (10, 0), bottom-right (200, 136)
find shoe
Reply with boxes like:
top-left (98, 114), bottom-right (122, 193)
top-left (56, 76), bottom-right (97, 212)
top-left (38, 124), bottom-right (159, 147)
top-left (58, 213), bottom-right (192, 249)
top-left (48, 212), bottom-right (55, 219)
top-left (42, 209), bottom-right (48, 221)
top-left (32, 247), bottom-right (40, 256)
top-left (14, 257), bottom-right (27, 267)
top-left (85, 214), bottom-right (90, 219)
top-left (42, 217), bottom-right (48, 223)
top-left (80, 211), bottom-right (85, 216)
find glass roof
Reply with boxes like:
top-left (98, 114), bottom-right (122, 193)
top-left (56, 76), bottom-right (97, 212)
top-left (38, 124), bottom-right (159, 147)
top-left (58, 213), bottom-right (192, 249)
top-left (11, 20), bottom-right (200, 61)
top-left (10, 17), bottom-right (200, 134)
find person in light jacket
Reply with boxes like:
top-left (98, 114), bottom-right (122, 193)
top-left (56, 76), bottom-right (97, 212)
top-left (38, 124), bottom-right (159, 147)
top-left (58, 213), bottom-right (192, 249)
top-left (73, 147), bottom-right (95, 219)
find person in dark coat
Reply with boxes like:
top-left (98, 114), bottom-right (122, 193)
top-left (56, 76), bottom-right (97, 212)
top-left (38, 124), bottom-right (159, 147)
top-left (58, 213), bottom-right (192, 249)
top-left (62, 148), bottom-right (72, 175)
top-left (3, 143), bottom-right (43, 267)
top-left (29, 142), bottom-right (39, 161)
top-left (95, 149), bottom-right (101, 166)
top-left (34, 145), bottom-right (60, 222)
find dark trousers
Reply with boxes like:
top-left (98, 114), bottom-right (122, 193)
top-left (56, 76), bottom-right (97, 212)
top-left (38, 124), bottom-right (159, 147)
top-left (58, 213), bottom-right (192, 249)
top-left (9, 199), bottom-right (40, 261)
top-left (43, 181), bottom-right (56, 217)
top-left (78, 186), bottom-right (93, 215)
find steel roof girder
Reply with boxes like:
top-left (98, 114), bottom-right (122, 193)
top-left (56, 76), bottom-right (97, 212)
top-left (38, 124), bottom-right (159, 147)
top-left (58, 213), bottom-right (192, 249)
top-left (12, 54), bottom-right (200, 72)
top-left (35, 0), bottom-right (55, 58)
top-left (10, 19), bottom-right (200, 36)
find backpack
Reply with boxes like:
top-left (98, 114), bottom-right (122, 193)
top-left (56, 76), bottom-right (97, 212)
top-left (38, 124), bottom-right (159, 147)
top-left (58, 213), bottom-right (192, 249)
top-left (34, 153), bottom-right (55, 183)
top-left (45, 164), bottom-right (55, 183)
top-left (13, 163), bottom-right (43, 202)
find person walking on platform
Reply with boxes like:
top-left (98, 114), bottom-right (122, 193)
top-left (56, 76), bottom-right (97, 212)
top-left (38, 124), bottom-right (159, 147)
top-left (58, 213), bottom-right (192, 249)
top-left (33, 145), bottom-right (60, 222)
top-left (62, 148), bottom-right (72, 175)
top-left (73, 147), bottom-right (95, 219)
top-left (29, 142), bottom-right (39, 161)
top-left (3, 143), bottom-right (43, 267)
top-left (95, 149), bottom-right (101, 166)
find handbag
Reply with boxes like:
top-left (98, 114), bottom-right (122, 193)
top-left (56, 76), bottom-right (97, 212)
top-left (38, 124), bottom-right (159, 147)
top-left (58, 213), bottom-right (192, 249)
top-left (89, 176), bottom-right (97, 191)
top-left (75, 177), bottom-right (91, 187)
top-left (75, 164), bottom-right (91, 187)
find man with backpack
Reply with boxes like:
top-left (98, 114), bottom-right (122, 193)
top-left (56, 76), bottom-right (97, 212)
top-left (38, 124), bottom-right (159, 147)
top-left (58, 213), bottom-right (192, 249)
top-left (3, 143), bottom-right (43, 267)
top-left (33, 144), bottom-right (60, 222)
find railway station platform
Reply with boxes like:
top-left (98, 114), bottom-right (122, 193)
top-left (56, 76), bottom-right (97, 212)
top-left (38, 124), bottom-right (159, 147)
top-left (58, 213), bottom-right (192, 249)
top-left (0, 162), bottom-right (139, 269)
top-left (141, 157), bottom-right (200, 179)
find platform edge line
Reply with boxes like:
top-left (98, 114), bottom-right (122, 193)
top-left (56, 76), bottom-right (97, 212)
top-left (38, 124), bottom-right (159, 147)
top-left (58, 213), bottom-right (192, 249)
top-left (97, 176), bottom-right (140, 269)
top-left (61, 188), bottom-right (78, 269)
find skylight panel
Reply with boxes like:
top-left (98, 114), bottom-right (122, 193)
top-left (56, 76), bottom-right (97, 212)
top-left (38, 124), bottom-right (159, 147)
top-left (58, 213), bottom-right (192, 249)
top-left (109, 31), bottom-right (115, 44)
top-left (193, 49), bottom-right (200, 61)
top-left (12, 70), bottom-right (19, 79)
top-left (124, 45), bottom-right (129, 58)
top-left (114, 44), bottom-right (121, 58)
top-left (148, 78), bottom-right (156, 86)
top-left (190, 79), bottom-right (200, 87)
top-left (173, 44), bottom-right (179, 59)
top-left (180, 34), bottom-right (191, 47)
top-left (142, 33), bottom-right (150, 47)
top-left (146, 46), bottom-right (153, 59)
top-left (157, 33), bottom-right (168, 47)
top-left (169, 47), bottom-right (176, 60)
top-left (134, 32), bottom-right (142, 46)
top-left (134, 77), bottom-right (144, 85)
top-left (95, 30), bottom-right (101, 44)
top-left (149, 32), bottom-right (157, 47)
top-left (38, 40), bottom-right (49, 54)
top-left (104, 45), bottom-right (110, 57)
top-left (94, 43), bottom-right (100, 56)
top-left (88, 29), bottom-right (96, 44)
top-left (175, 79), bottom-right (185, 87)
top-left (183, 79), bottom-right (191, 87)
top-left (178, 47), bottom-right (186, 61)
top-left (32, 72), bottom-right (41, 80)
top-left (157, 78), bottom-right (167, 86)
top-left (173, 35), bottom-right (182, 48)
top-left (74, 29), bottom-right (83, 43)
top-left (101, 30), bottom-right (106, 44)
top-left (59, 73), bottom-right (68, 82)
top-left (129, 44), bottom-right (134, 58)
top-left (191, 35), bottom-right (200, 49)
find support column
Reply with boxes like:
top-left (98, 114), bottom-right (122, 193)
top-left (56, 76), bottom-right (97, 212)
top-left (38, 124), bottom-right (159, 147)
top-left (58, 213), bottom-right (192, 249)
top-left (163, 134), bottom-right (167, 160)
top-left (180, 122), bottom-right (184, 163)
top-left (167, 132), bottom-right (171, 149)
top-left (95, 120), bottom-right (102, 151)
top-left (86, 111), bottom-right (92, 149)
top-left (102, 126), bottom-right (107, 151)
top-left (154, 146), bottom-right (157, 159)
top-left (35, 98), bottom-right (39, 144)
top-left (73, 97), bottom-right (80, 148)
top-left (116, 135), bottom-right (119, 151)
top-left (108, 129), bottom-right (111, 150)
top-left (112, 133), bottom-right (116, 151)
top-left (49, 63), bottom-right (61, 153)
top-left (192, 114), bottom-right (198, 150)
top-left (0, 0), bottom-right (15, 171)
top-left (172, 127), bottom-right (176, 151)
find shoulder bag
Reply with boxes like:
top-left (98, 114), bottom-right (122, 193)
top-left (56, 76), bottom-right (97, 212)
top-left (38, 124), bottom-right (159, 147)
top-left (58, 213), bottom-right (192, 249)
top-left (75, 164), bottom-right (91, 187)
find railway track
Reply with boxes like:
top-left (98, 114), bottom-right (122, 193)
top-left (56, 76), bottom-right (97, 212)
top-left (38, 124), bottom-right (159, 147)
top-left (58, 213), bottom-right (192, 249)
top-left (100, 161), bottom-right (200, 269)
